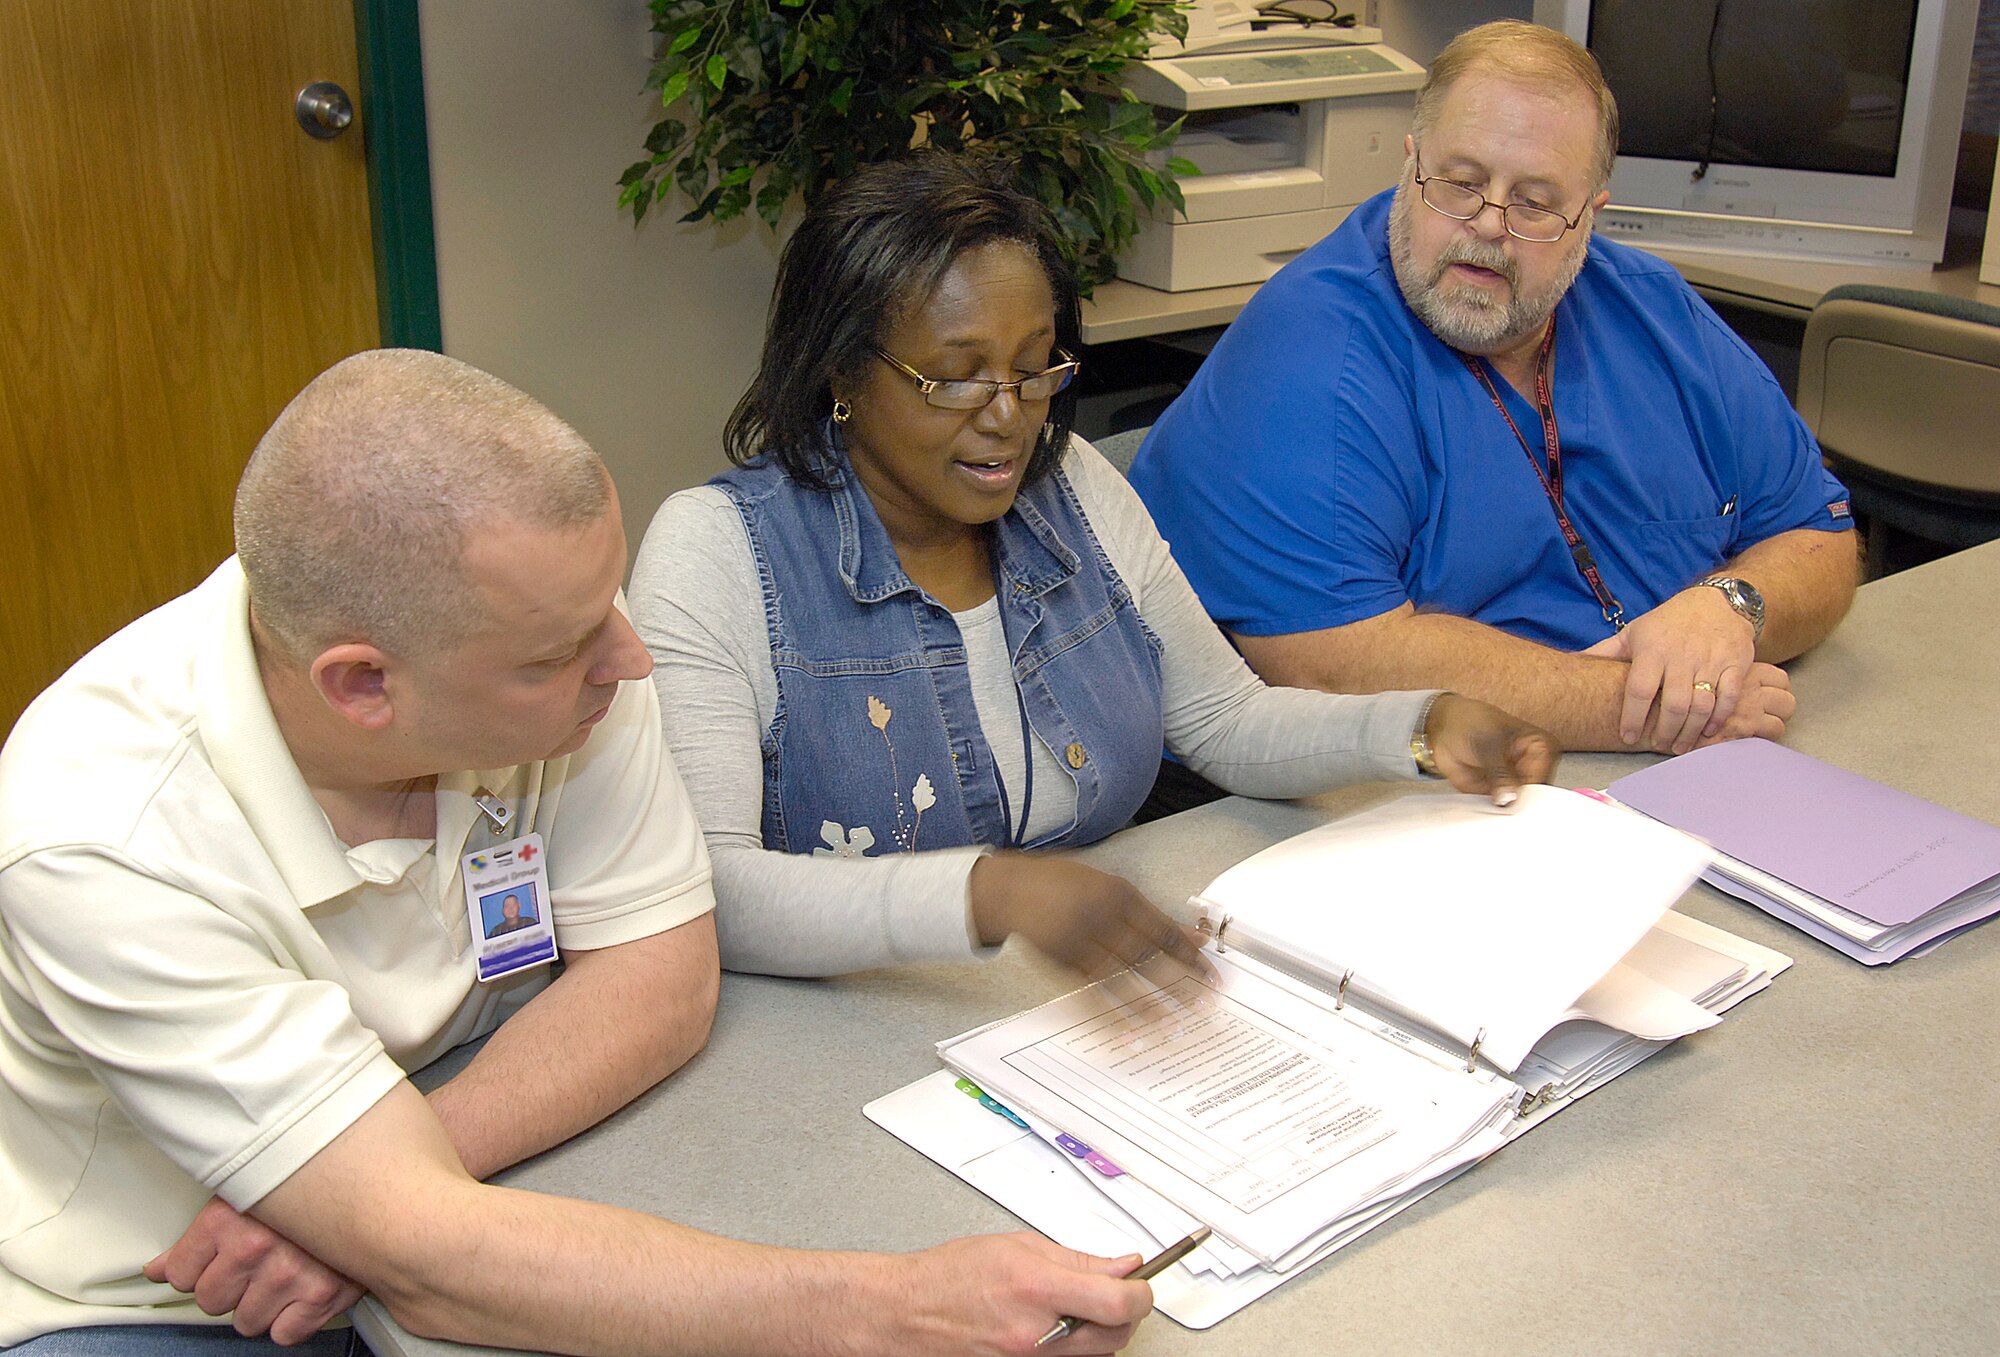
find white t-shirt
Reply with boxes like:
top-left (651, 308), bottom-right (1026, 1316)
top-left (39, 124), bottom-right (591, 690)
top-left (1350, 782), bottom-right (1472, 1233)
top-left (0, 560), bottom-right (715, 1342)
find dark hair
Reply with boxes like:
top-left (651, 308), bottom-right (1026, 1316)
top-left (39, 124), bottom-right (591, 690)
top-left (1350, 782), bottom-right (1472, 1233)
top-left (724, 153), bottom-right (1083, 492)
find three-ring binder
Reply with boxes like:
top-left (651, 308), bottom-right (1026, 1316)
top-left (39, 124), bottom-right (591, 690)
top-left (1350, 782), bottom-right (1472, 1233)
top-left (1197, 912), bottom-right (1233, 953)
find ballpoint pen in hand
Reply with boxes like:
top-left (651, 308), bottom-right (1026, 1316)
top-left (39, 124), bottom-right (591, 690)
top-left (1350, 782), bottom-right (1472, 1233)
top-left (1032, 1225), bottom-right (1212, 1349)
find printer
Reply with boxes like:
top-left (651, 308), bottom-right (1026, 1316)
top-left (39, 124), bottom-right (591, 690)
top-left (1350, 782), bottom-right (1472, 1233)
top-left (1118, 2), bottom-right (1425, 292)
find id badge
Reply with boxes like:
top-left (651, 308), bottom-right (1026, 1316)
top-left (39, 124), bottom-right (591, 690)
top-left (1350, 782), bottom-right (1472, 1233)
top-left (461, 832), bottom-right (557, 982)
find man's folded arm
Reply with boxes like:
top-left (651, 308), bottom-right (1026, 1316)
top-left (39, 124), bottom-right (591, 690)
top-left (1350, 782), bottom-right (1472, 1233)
top-left (1232, 605), bottom-right (1642, 752)
top-left (253, 1079), bottom-right (830, 1355)
top-left (427, 912), bottom-right (720, 1180)
top-left (150, 909), bottom-right (721, 1329)
top-left (1721, 526), bottom-right (1858, 664)
top-left (251, 1080), bottom-right (1151, 1357)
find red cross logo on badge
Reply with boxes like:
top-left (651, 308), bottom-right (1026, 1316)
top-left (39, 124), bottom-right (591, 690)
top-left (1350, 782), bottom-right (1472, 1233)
top-left (518, 842), bottom-right (538, 862)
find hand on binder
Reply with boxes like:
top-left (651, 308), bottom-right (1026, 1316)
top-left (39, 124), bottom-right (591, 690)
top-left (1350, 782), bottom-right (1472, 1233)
top-left (970, 854), bottom-right (1212, 981)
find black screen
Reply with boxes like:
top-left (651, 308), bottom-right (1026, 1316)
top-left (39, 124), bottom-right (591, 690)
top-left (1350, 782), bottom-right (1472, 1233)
top-left (1588, 0), bottom-right (1920, 177)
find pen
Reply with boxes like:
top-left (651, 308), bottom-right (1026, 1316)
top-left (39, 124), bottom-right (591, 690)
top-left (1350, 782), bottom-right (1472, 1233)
top-left (1031, 1225), bottom-right (1212, 1349)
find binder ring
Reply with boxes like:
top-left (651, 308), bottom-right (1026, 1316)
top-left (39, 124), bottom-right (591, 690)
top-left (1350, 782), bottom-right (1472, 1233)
top-left (1335, 969), bottom-right (1355, 1010)
top-left (1212, 915), bottom-right (1231, 953)
top-left (1465, 1028), bottom-right (1487, 1073)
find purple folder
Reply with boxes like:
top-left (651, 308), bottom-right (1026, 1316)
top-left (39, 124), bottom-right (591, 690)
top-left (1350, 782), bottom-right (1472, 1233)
top-left (1609, 739), bottom-right (2000, 939)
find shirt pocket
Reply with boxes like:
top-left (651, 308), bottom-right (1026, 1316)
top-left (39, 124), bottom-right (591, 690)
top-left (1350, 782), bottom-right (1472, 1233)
top-left (1631, 514), bottom-right (1737, 593)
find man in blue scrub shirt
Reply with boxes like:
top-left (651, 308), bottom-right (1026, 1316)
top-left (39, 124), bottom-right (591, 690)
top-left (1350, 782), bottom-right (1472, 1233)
top-left (1131, 21), bottom-right (1857, 756)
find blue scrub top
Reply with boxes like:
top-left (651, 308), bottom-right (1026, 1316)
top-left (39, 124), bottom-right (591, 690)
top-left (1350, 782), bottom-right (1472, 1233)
top-left (1130, 188), bottom-right (1851, 652)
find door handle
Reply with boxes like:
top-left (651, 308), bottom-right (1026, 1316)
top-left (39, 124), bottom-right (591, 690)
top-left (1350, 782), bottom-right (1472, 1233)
top-left (295, 81), bottom-right (354, 139)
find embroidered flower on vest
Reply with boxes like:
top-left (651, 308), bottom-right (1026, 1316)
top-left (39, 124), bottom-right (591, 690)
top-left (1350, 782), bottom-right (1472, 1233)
top-left (812, 821), bottom-right (878, 858)
top-left (866, 695), bottom-right (936, 852)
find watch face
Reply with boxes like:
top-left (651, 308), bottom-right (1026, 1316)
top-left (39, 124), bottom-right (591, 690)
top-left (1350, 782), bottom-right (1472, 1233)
top-left (1723, 578), bottom-right (1764, 630)
top-left (1699, 576), bottom-right (1763, 632)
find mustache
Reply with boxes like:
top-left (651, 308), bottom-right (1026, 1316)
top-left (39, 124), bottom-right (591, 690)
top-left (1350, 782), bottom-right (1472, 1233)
top-left (1429, 239), bottom-right (1519, 290)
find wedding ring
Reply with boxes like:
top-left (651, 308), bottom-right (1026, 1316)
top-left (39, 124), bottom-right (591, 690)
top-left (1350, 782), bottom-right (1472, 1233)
top-left (1692, 680), bottom-right (1716, 694)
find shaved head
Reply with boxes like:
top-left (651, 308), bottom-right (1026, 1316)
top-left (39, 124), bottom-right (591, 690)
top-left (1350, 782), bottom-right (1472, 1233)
top-left (234, 349), bottom-right (610, 664)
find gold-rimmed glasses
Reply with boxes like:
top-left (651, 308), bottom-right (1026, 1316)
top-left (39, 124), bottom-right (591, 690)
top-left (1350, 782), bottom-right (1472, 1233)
top-left (875, 348), bottom-right (1080, 411)
top-left (1411, 154), bottom-right (1590, 243)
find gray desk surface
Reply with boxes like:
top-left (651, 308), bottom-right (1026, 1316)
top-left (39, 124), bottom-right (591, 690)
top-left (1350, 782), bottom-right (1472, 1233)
top-left (1080, 229), bottom-right (2000, 342)
top-left (359, 541), bottom-right (2000, 1357)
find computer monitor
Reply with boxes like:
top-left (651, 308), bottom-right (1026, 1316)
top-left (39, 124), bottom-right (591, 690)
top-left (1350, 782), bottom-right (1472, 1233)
top-left (1533, 0), bottom-right (1980, 264)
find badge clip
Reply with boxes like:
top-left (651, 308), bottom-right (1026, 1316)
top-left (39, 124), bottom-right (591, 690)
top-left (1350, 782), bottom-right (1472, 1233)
top-left (472, 789), bottom-right (513, 832)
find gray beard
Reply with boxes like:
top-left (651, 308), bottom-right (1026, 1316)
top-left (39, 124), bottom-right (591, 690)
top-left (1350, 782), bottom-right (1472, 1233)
top-left (1387, 183), bottom-right (1591, 356)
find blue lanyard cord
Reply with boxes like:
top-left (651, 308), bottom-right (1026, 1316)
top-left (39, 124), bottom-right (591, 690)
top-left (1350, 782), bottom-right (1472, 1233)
top-left (991, 684), bottom-right (1037, 848)
top-left (986, 552), bottom-right (1036, 849)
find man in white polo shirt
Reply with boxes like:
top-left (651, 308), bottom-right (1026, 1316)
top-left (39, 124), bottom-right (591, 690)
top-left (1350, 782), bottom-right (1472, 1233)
top-left (0, 351), bottom-right (1153, 1356)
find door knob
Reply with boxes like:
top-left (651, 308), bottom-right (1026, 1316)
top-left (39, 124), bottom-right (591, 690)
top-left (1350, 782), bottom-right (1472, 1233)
top-left (295, 81), bottom-right (354, 139)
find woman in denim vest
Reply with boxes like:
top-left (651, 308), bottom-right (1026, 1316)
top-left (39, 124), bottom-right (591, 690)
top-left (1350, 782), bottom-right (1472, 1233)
top-left (629, 156), bottom-right (1556, 979)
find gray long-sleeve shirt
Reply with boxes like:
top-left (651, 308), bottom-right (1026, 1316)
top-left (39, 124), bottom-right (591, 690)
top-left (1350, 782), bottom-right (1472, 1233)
top-left (628, 438), bottom-right (1434, 976)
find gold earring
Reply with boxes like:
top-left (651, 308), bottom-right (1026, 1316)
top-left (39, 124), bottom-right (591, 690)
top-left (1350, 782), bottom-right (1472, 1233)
top-left (831, 398), bottom-right (852, 424)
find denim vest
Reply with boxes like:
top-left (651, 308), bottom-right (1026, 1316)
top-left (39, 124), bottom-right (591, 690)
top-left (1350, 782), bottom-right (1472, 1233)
top-left (713, 453), bottom-right (1165, 857)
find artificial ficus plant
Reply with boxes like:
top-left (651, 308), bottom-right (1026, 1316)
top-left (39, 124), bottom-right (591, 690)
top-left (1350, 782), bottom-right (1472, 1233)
top-left (620, 0), bottom-right (1196, 289)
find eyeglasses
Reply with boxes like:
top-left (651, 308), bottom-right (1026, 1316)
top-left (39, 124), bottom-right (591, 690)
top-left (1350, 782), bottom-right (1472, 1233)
top-left (1411, 155), bottom-right (1589, 243)
top-left (875, 348), bottom-right (1080, 411)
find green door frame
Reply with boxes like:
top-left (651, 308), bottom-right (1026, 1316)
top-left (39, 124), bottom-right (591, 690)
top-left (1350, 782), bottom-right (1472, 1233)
top-left (354, 0), bottom-right (443, 351)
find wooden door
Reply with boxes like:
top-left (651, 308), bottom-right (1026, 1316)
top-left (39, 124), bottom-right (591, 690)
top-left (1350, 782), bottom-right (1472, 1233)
top-left (1, 0), bottom-right (382, 734)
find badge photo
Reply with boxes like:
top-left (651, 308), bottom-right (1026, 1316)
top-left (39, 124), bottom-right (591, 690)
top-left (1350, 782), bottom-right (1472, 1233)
top-left (462, 831), bottom-right (557, 981)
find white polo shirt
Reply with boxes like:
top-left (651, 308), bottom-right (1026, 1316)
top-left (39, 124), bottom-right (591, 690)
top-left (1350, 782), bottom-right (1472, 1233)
top-left (0, 559), bottom-right (715, 1342)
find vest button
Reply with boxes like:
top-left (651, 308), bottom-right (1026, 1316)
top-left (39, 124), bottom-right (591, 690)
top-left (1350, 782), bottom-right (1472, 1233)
top-left (1065, 742), bottom-right (1087, 769)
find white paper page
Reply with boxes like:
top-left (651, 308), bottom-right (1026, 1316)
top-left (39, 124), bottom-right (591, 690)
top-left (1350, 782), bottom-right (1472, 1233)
top-left (1007, 1103), bottom-right (1259, 1278)
top-left (863, 1073), bottom-right (1252, 1326)
top-left (939, 958), bottom-right (1516, 1265)
top-left (1514, 910), bottom-right (1791, 1103)
top-left (1649, 909), bottom-right (1793, 992)
top-left (1562, 917), bottom-right (1747, 1038)
top-left (1194, 786), bottom-right (1713, 1072)
top-left (1564, 961), bottom-right (1719, 1040)
top-left (1711, 851), bottom-right (1892, 942)
top-left (867, 1072), bottom-right (1512, 1327)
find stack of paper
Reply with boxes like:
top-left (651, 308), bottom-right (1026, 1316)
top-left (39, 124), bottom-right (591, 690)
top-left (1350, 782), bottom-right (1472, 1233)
top-left (869, 788), bottom-right (1790, 1327)
top-left (1609, 738), bottom-right (2000, 964)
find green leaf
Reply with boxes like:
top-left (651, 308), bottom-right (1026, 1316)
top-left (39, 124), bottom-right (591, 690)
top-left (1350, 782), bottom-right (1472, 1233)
top-left (706, 52), bottom-right (727, 89)
top-left (643, 117), bottom-right (685, 155)
top-left (660, 70), bottom-right (690, 107)
top-left (1166, 157), bottom-right (1201, 178)
top-left (668, 25), bottom-right (702, 54)
top-left (755, 181), bottom-right (791, 227)
top-left (720, 163), bottom-right (755, 187)
top-left (828, 75), bottom-right (855, 115)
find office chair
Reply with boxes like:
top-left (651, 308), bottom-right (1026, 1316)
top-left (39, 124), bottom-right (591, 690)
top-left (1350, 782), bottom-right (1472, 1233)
top-left (1796, 283), bottom-right (2000, 579)
top-left (1090, 424), bottom-right (1151, 477)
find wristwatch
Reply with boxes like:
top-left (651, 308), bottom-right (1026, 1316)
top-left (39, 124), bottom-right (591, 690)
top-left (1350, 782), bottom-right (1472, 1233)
top-left (1694, 575), bottom-right (1765, 641)
top-left (1410, 692), bottom-right (1445, 779)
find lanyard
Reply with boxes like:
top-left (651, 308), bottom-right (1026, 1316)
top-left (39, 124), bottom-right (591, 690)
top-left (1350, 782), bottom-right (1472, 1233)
top-left (1459, 316), bottom-right (1626, 631)
top-left (987, 555), bottom-right (1036, 847)
top-left (991, 687), bottom-right (1036, 848)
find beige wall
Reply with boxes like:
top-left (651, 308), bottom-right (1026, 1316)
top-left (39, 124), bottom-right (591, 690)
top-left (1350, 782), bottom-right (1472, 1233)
top-left (1375, 0), bottom-right (1531, 64)
top-left (418, 0), bottom-right (778, 555)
